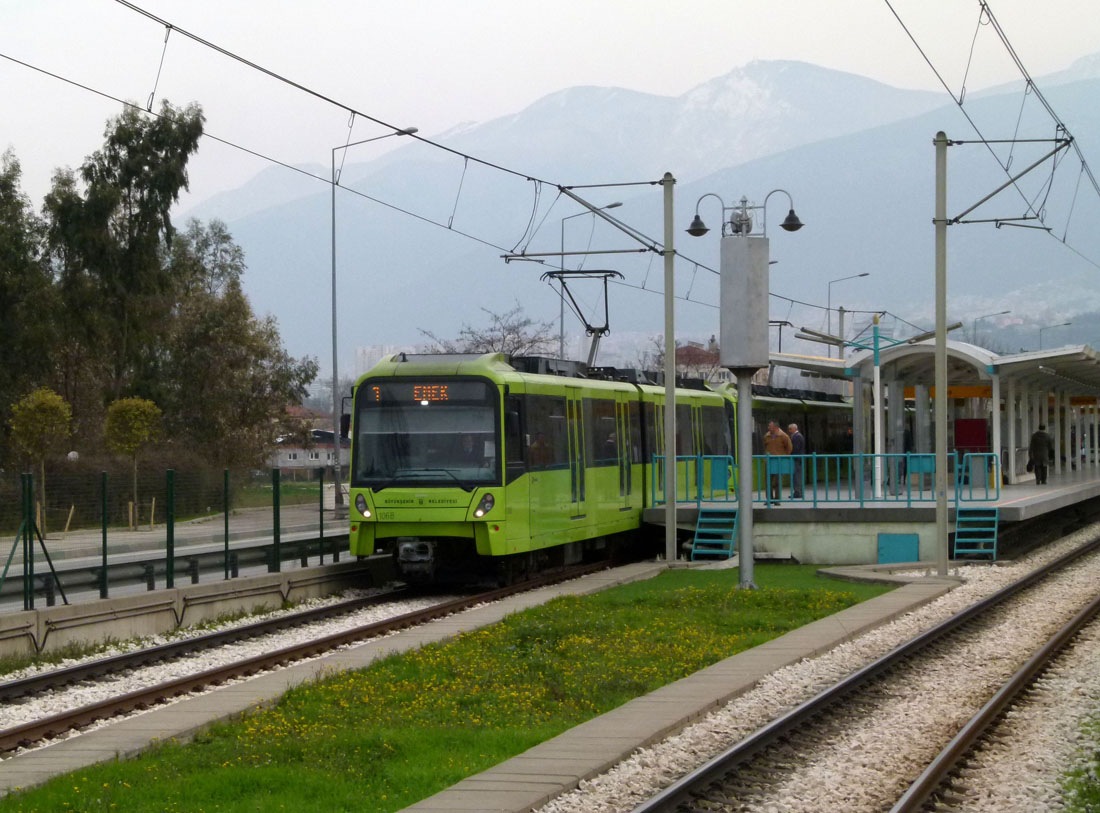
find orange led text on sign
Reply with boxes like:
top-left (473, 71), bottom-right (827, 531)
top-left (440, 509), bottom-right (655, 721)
top-left (413, 384), bottom-right (449, 402)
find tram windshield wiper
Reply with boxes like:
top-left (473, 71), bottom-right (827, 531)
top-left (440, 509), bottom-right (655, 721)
top-left (388, 468), bottom-right (474, 492)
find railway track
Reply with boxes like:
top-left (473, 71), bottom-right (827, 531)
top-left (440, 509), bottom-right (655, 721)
top-left (0, 561), bottom-right (609, 754)
top-left (631, 536), bottom-right (1100, 813)
top-left (892, 588), bottom-right (1100, 812)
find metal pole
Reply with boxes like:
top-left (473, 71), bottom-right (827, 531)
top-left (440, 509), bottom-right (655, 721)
top-left (23, 473), bottom-right (32, 611)
top-left (223, 469), bottom-right (230, 580)
top-left (736, 370), bottom-right (757, 588)
top-left (661, 172), bottom-right (677, 562)
top-left (934, 131), bottom-right (949, 577)
top-left (991, 373), bottom-right (1002, 483)
top-left (827, 285), bottom-right (832, 359)
top-left (100, 471), bottom-right (108, 599)
top-left (838, 307), bottom-right (846, 358)
top-left (873, 314), bottom-right (884, 499)
top-left (331, 148), bottom-right (344, 514)
top-left (271, 467), bottom-right (281, 572)
top-left (559, 279), bottom-right (565, 359)
top-left (166, 469), bottom-right (175, 589)
top-left (27, 472), bottom-right (35, 609)
top-left (1006, 378), bottom-right (1017, 484)
top-left (318, 467), bottom-right (325, 565)
top-left (560, 220), bottom-right (566, 359)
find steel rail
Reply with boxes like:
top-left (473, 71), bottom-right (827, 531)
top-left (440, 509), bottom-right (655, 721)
top-left (891, 589), bottom-right (1100, 812)
top-left (0, 561), bottom-right (609, 753)
top-left (0, 588), bottom-right (412, 701)
top-left (632, 536), bottom-right (1100, 813)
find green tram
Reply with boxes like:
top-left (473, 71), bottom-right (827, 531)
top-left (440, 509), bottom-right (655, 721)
top-left (347, 352), bottom-right (730, 581)
top-left (347, 353), bottom-right (852, 582)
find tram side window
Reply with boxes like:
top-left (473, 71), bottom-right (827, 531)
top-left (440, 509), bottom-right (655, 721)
top-left (676, 404), bottom-right (694, 455)
top-left (701, 406), bottom-right (731, 456)
top-left (526, 395), bottom-right (570, 470)
top-left (504, 395), bottom-right (525, 482)
top-left (629, 401), bottom-right (643, 464)
top-left (584, 398), bottom-right (617, 467)
top-left (644, 402), bottom-right (658, 460)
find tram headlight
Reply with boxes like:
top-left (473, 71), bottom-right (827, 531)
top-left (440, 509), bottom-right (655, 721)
top-left (473, 493), bottom-right (495, 518)
top-left (355, 493), bottom-right (371, 518)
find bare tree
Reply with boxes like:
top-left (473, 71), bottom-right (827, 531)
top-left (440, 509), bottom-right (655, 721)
top-left (420, 301), bottom-right (555, 356)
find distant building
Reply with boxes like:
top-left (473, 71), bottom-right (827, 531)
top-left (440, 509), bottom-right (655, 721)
top-left (271, 428), bottom-right (349, 480)
top-left (284, 404), bottom-right (329, 431)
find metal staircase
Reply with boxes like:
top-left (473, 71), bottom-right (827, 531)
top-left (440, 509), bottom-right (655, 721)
top-left (691, 509), bottom-right (738, 561)
top-left (953, 507), bottom-right (999, 560)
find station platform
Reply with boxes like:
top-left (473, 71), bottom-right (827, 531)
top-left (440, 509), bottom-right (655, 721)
top-left (642, 469), bottom-right (1100, 564)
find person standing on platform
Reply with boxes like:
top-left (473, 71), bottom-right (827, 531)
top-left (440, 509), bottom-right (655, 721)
top-left (764, 421), bottom-right (792, 502)
top-left (1029, 424), bottom-right (1053, 485)
top-left (788, 423), bottom-right (805, 498)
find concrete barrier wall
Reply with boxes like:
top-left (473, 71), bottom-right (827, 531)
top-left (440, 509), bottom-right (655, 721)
top-left (0, 558), bottom-right (389, 659)
top-left (753, 521), bottom-right (937, 564)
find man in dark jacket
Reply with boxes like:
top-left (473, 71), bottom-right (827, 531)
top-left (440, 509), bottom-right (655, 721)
top-left (1029, 424), bottom-right (1054, 485)
top-left (788, 423), bottom-right (805, 498)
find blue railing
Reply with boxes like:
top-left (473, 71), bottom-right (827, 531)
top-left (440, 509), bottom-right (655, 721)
top-left (651, 451), bottom-right (1000, 507)
top-left (955, 453), bottom-right (1001, 502)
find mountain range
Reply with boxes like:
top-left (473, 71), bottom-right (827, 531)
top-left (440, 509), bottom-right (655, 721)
top-left (179, 55), bottom-right (1100, 375)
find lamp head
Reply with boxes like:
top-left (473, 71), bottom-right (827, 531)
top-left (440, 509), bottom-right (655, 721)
top-left (686, 214), bottom-right (709, 237)
top-left (780, 208), bottom-right (804, 232)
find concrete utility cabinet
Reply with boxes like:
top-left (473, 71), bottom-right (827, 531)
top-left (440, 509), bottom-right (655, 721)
top-left (719, 236), bottom-right (770, 369)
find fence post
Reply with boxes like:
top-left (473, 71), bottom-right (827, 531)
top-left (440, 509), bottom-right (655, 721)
top-left (318, 467), bottom-right (325, 565)
top-left (23, 473), bottom-right (33, 611)
top-left (100, 471), bottom-right (108, 599)
top-left (270, 467), bottom-right (281, 572)
top-left (166, 469), bottom-right (175, 589)
top-left (223, 469), bottom-right (230, 581)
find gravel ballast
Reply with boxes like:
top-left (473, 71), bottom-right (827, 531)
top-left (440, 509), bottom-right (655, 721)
top-left (0, 590), bottom-right (456, 746)
top-left (540, 527), bottom-right (1100, 813)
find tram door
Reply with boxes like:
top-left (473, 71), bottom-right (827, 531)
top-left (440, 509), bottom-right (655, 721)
top-left (615, 396), bottom-right (630, 509)
top-left (566, 390), bottom-right (586, 519)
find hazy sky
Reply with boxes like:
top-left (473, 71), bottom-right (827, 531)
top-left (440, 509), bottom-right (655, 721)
top-left (3, 0), bottom-right (1099, 209)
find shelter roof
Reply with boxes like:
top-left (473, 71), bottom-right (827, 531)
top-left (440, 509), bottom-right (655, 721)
top-left (768, 343), bottom-right (1100, 394)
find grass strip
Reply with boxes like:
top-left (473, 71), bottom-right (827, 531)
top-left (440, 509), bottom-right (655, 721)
top-left (1063, 712), bottom-right (1100, 810)
top-left (0, 565), bottom-right (891, 812)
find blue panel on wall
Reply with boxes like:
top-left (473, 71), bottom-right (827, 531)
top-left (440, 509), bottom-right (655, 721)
top-left (878, 533), bottom-right (919, 564)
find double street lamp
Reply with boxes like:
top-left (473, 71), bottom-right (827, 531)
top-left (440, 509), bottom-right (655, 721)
top-left (685, 188), bottom-right (803, 589)
top-left (330, 126), bottom-right (417, 510)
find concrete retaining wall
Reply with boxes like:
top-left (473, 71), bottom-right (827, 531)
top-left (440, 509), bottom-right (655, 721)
top-left (0, 558), bottom-right (388, 659)
top-left (753, 521), bottom-right (937, 564)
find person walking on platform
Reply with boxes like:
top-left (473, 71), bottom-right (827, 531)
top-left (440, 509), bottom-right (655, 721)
top-left (764, 421), bottom-right (792, 502)
top-left (788, 423), bottom-right (805, 498)
top-left (1029, 424), bottom-right (1053, 485)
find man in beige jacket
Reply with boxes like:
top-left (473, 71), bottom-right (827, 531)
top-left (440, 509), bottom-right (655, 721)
top-left (763, 421), bottom-right (792, 502)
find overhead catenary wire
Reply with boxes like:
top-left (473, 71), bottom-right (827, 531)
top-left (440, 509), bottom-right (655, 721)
top-left (109, 0), bottom-right (878, 316)
top-left (882, 0), bottom-right (1100, 271)
top-left (12, 5), bottom-right (876, 323)
top-left (145, 24), bottom-right (171, 112)
top-left (1, 40), bottom-right (757, 329)
top-left (0, 48), bottom-right (514, 257)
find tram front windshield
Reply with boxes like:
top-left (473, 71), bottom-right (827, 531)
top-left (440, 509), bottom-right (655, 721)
top-left (353, 380), bottom-right (499, 489)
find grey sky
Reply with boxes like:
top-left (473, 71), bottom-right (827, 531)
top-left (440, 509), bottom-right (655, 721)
top-left (3, 0), bottom-right (1099, 208)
